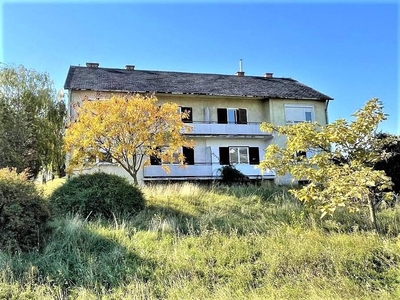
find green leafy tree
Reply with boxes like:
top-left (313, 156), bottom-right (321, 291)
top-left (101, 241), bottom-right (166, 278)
top-left (0, 64), bottom-right (66, 178)
top-left (260, 98), bottom-right (393, 231)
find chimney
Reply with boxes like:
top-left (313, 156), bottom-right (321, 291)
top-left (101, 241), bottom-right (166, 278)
top-left (264, 72), bottom-right (273, 78)
top-left (125, 65), bottom-right (135, 70)
top-left (236, 59), bottom-right (245, 77)
top-left (86, 62), bottom-right (99, 68)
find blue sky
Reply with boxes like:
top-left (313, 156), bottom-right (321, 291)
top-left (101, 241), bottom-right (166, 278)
top-left (1, 0), bottom-right (398, 134)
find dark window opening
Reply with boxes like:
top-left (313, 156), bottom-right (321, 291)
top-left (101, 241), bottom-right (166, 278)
top-left (183, 147), bottom-right (195, 165)
top-left (150, 147), bottom-right (162, 165)
top-left (249, 147), bottom-right (260, 165)
top-left (181, 106), bottom-right (192, 123)
top-left (219, 147), bottom-right (230, 165)
top-left (99, 152), bottom-right (112, 163)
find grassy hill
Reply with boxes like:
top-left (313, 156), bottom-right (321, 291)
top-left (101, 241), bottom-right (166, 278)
top-left (1, 182), bottom-right (400, 299)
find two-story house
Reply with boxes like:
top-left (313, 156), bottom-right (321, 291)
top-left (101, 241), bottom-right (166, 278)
top-left (64, 63), bottom-right (332, 184)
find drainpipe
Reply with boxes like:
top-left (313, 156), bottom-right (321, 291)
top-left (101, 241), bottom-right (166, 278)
top-left (325, 100), bottom-right (330, 125)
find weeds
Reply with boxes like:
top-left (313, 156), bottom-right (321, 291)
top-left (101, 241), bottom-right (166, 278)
top-left (1, 182), bottom-right (400, 299)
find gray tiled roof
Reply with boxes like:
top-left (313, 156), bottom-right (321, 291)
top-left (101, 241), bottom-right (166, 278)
top-left (64, 66), bottom-right (333, 100)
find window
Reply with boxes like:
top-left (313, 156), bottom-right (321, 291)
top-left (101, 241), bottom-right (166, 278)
top-left (180, 106), bottom-right (192, 123)
top-left (183, 147), bottom-right (195, 165)
top-left (285, 105), bottom-right (314, 124)
top-left (219, 147), bottom-right (259, 165)
top-left (151, 147), bottom-right (195, 165)
top-left (98, 152), bottom-right (113, 163)
top-left (217, 108), bottom-right (247, 124)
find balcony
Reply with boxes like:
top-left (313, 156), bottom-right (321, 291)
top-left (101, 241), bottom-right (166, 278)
top-left (185, 122), bottom-right (272, 139)
top-left (143, 164), bottom-right (276, 180)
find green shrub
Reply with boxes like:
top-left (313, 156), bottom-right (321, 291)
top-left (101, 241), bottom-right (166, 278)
top-left (0, 168), bottom-right (50, 252)
top-left (219, 165), bottom-right (248, 184)
top-left (49, 172), bottom-right (145, 219)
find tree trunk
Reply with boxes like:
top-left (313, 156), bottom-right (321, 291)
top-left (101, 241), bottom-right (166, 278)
top-left (132, 173), bottom-right (139, 186)
top-left (368, 196), bottom-right (379, 233)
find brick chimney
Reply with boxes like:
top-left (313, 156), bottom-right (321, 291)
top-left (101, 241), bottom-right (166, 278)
top-left (125, 65), bottom-right (135, 70)
top-left (86, 62), bottom-right (99, 68)
top-left (264, 73), bottom-right (273, 78)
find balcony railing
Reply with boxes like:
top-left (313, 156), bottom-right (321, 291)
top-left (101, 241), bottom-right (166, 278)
top-left (143, 164), bottom-right (275, 180)
top-left (185, 122), bottom-right (272, 138)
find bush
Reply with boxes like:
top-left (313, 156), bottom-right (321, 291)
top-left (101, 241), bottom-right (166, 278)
top-left (219, 165), bottom-right (249, 184)
top-left (49, 172), bottom-right (145, 219)
top-left (0, 168), bottom-right (50, 252)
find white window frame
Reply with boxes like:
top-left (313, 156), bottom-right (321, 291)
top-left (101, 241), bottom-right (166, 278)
top-left (227, 108), bottom-right (237, 124)
top-left (229, 146), bottom-right (249, 164)
top-left (284, 105), bottom-right (314, 125)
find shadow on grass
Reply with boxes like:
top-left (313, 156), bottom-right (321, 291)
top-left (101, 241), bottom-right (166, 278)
top-left (132, 204), bottom-right (201, 234)
top-left (1, 215), bottom-right (157, 296)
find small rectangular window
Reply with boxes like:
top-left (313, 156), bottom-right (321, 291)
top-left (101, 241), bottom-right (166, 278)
top-left (180, 107), bottom-right (193, 123)
top-left (183, 147), bottom-right (195, 165)
top-left (150, 155), bottom-right (161, 165)
top-left (217, 108), bottom-right (228, 124)
top-left (227, 109), bottom-right (236, 124)
top-left (229, 147), bottom-right (249, 164)
top-left (249, 147), bottom-right (260, 165)
top-left (237, 108), bottom-right (248, 124)
top-left (219, 147), bottom-right (230, 165)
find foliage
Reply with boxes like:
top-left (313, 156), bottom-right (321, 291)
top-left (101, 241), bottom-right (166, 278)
top-left (374, 133), bottom-right (400, 194)
top-left (0, 168), bottom-right (50, 252)
top-left (219, 165), bottom-right (248, 184)
top-left (260, 98), bottom-right (394, 230)
top-left (0, 64), bottom-right (66, 178)
top-left (2, 183), bottom-right (400, 299)
top-left (49, 172), bottom-right (145, 219)
top-left (65, 94), bottom-right (193, 184)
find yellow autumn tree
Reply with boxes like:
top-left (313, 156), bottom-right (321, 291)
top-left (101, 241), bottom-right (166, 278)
top-left (260, 98), bottom-right (393, 231)
top-left (65, 94), bottom-right (193, 185)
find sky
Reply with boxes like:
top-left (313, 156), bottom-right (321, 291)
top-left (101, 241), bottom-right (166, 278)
top-left (1, 0), bottom-right (398, 134)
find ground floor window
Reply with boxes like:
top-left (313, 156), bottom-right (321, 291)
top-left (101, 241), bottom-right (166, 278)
top-left (150, 147), bottom-right (194, 165)
top-left (219, 146), bottom-right (259, 165)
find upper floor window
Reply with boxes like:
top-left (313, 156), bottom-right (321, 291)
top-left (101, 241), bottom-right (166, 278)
top-left (217, 108), bottom-right (247, 124)
top-left (285, 105), bottom-right (314, 124)
top-left (179, 106), bottom-right (192, 123)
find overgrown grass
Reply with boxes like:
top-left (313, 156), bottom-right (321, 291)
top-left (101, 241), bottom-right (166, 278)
top-left (2, 182), bottom-right (400, 299)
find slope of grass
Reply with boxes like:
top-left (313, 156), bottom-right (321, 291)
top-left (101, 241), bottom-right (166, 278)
top-left (1, 182), bottom-right (400, 299)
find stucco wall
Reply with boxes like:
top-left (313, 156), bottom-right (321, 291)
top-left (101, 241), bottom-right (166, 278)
top-left (68, 91), bottom-right (270, 124)
top-left (67, 90), bottom-right (329, 185)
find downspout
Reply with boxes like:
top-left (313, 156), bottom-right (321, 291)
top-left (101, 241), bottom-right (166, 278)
top-left (324, 99), bottom-right (330, 125)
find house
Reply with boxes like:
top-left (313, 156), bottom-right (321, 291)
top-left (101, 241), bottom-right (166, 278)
top-left (64, 63), bottom-right (332, 184)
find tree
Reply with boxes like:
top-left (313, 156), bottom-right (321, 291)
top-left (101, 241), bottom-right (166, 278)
top-left (0, 64), bottom-right (66, 178)
top-left (260, 98), bottom-right (393, 231)
top-left (374, 133), bottom-right (400, 194)
top-left (65, 94), bottom-right (193, 185)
